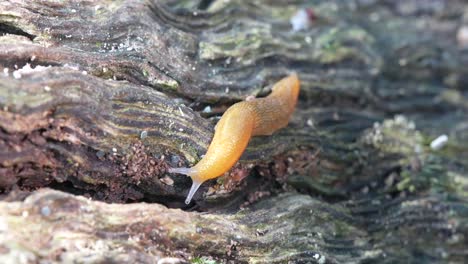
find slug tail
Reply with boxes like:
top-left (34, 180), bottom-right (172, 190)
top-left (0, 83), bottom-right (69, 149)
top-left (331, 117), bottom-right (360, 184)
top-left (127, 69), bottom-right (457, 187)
top-left (185, 180), bottom-right (203, 204)
top-left (168, 167), bottom-right (193, 176)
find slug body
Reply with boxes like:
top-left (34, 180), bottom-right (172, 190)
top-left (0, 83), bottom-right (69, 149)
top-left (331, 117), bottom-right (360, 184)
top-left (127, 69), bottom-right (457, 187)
top-left (170, 74), bottom-right (300, 204)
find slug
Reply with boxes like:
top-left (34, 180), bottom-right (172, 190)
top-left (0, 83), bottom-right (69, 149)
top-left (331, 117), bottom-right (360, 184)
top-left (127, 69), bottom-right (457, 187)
top-left (169, 74), bottom-right (300, 204)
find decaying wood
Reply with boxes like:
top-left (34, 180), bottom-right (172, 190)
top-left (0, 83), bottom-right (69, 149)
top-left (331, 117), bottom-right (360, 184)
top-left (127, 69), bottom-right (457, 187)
top-left (1, 189), bottom-right (466, 263)
top-left (0, 0), bottom-right (468, 263)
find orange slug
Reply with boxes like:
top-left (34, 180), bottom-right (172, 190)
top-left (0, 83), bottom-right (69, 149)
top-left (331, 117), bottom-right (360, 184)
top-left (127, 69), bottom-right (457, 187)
top-left (169, 74), bottom-right (300, 204)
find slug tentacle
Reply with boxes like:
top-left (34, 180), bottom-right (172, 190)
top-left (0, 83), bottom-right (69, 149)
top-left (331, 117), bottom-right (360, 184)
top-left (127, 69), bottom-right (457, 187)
top-left (167, 167), bottom-right (193, 177)
top-left (185, 180), bottom-right (203, 204)
top-left (170, 74), bottom-right (300, 204)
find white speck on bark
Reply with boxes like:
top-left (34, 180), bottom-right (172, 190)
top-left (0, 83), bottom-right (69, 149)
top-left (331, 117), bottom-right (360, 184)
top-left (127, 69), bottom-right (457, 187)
top-left (430, 134), bottom-right (448, 150)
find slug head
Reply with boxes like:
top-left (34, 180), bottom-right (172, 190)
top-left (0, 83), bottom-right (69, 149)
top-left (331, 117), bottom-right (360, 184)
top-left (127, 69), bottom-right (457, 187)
top-left (168, 167), bottom-right (205, 204)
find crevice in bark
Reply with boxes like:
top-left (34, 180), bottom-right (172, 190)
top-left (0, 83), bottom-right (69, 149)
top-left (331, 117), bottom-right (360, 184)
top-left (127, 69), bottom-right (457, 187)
top-left (0, 22), bottom-right (35, 41)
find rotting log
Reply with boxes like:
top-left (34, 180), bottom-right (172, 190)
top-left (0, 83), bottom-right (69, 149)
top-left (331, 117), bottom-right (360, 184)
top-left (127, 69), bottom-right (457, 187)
top-left (1, 0), bottom-right (468, 263)
top-left (1, 189), bottom-right (467, 263)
